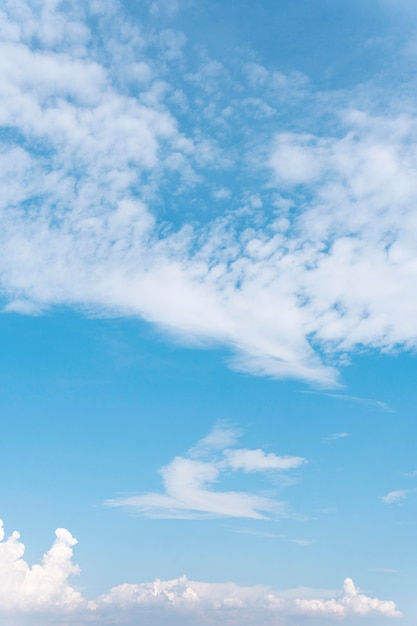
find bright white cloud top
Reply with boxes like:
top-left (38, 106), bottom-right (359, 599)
top-left (0, 519), bottom-right (401, 624)
top-left (0, 520), bottom-right (83, 612)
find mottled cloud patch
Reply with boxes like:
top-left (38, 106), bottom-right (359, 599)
top-left (1, 1), bottom-right (417, 387)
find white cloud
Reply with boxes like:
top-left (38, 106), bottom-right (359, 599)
top-left (293, 577), bottom-right (401, 618)
top-left (96, 575), bottom-right (401, 621)
top-left (224, 448), bottom-right (306, 472)
top-left (0, 520), bottom-right (84, 612)
top-left (0, 520), bottom-right (402, 623)
top-left (109, 455), bottom-right (279, 519)
top-left (381, 489), bottom-right (414, 504)
top-left (0, 0), bottom-right (417, 389)
top-left (300, 391), bottom-right (394, 413)
top-left (190, 422), bottom-right (241, 455)
top-left (324, 432), bottom-right (351, 442)
top-left (107, 425), bottom-right (305, 519)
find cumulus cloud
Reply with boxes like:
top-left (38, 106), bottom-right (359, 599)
top-left (0, 520), bottom-right (402, 623)
top-left (107, 424), bottom-right (306, 519)
top-left (96, 575), bottom-right (401, 622)
top-left (0, 520), bottom-right (84, 613)
top-left (293, 577), bottom-right (401, 618)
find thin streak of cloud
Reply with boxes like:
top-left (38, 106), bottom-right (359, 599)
top-left (323, 432), bottom-right (351, 442)
top-left (232, 529), bottom-right (313, 546)
top-left (370, 568), bottom-right (400, 574)
top-left (300, 391), bottom-right (395, 413)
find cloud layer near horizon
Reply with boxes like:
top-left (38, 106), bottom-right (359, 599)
top-left (0, 519), bottom-right (401, 624)
top-left (1, 0), bottom-right (417, 388)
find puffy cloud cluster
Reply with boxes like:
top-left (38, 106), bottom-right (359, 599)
top-left (294, 577), bottom-right (401, 618)
top-left (1, 0), bottom-right (417, 388)
top-left (107, 424), bottom-right (306, 519)
top-left (96, 575), bottom-right (402, 622)
top-left (0, 520), bottom-right (84, 612)
top-left (0, 520), bottom-right (402, 623)
top-left (93, 575), bottom-right (403, 624)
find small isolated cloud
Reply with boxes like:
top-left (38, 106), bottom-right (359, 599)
top-left (324, 432), bottom-right (351, 442)
top-left (107, 425), bottom-right (306, 519)
top-left (0, 520), bottom-right (402, 624)
top-left (288, 538), bottom-right (313, 546)
top-left (224, 448), bottom-right (306, 472)
top-left (381, 489), bottom-right (414, 504)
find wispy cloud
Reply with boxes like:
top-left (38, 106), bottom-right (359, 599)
top-left (300, 391), bottom-right (395, 413)
top-left (233, 528), bottom-right (313, 546)
top-left (107, 425), bottom-right (306, 519)
top-left (370, 568), bottom-right (400, 574)
top-left (189, 422), bottom-right (241, 456)
top-left (381, 489), bottom-right (415, 504)
top-left (323, 432), bottom-right (351, 442)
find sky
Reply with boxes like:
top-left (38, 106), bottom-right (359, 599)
top-left (1, 0), bottom-right (417, 624)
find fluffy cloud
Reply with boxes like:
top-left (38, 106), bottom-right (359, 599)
top-left (0, 520), bottom-right (84, 612)
top-left (224, 449), bottom-right (306, 472)
top-left (0, 520), bottom-right (402, 624)
top-left (293, 577), bottom-right (401, 618)
top-left (107, 425), bottom-right (306, 519)
top-left (94, 575), bottom-right (402, 622)
top-left (1, 0), bottom-right (417, 387)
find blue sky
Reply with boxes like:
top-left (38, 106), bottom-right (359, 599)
top-left (1, 0), bottom-right (417, 624)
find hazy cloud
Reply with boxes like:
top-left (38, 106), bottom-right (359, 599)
top-left (381, 489), bottom-right (414, 504)
top-left (324, 433), bottom-right (351, 442)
